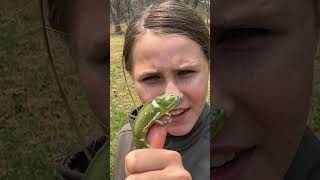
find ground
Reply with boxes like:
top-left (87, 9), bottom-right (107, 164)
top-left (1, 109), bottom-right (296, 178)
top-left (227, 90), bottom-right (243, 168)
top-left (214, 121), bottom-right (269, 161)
top-left (1, 1), bottom-right (103, 179)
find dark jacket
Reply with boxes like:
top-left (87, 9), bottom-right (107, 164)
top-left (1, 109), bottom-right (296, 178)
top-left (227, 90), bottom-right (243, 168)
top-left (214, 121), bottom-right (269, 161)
top-left (58, 118), bottom-right (320, 180)
top-left (284, 128), bottom-right (320, 180)
top-left (59, 135), bottom-right (107, 180)
top-left (113, 103), bottom-right (211, 180)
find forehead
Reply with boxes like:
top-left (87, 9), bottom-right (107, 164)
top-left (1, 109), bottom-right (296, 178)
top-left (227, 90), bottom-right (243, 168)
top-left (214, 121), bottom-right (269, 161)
top-left (212, 0), bottom-right (311, 29)
top-left (72, 0), bottom-right (108, 59)
top-left (132, 32), bottom-right (204, 65)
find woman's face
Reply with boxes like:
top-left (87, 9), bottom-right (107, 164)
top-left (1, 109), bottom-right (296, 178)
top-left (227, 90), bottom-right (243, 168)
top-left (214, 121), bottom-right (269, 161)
top-left (130, 32), bottom-right (209, 136)
top-left (71, 0), bottom-right (109, 129)
top-left (212, 0), bottom-right (318, 179)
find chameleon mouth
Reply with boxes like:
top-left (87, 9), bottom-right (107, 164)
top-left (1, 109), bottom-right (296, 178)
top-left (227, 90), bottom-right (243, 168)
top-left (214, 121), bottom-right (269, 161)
top-left (169, 108), bottom-right (190, 120)
top-left (170, 109), bottom-right (184, 116)
top-left (159, 109), bottom-right (186, 122)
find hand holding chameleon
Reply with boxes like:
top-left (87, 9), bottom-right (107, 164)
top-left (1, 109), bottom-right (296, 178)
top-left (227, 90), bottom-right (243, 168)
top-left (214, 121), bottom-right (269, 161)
top-left (125, 93), bottom-right (192, 180)
top-left (133, 93), bottom-right (181, 149)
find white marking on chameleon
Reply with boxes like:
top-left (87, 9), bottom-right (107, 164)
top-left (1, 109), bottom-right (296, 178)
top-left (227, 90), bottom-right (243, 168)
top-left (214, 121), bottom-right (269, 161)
top-left (152, 100), bottom-right (160, 108)
top-left (152, 112), bottom-right (161, 121)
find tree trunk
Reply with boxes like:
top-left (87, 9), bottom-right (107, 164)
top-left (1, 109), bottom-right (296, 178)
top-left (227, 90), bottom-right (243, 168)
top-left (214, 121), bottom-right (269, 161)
top-left (192, 0), bottom-right (199, 9)
top-left (137, 0), bottom-right (144, 13)
top-left (111, 0), bottom-right (122, 34)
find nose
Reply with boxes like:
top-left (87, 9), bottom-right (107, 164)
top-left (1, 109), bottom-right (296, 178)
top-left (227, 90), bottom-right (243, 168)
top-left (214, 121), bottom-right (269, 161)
top-left (165, 81), bottom-right (183, 98)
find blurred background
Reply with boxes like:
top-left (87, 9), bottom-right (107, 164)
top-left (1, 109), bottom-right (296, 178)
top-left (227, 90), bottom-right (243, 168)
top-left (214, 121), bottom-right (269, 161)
top-left (1, 0), bottom-right (319, 179)
top-left (0, 1), bottom-right (103, 179)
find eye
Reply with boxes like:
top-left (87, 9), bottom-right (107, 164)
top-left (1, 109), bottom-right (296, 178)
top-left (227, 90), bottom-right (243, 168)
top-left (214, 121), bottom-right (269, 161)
top-left (177, 70), bottom-right (195, 77)
top-left (141, 75), bottom-right (160, 82)
top-left (87, 55), bottom-right (107, 67)
top-left (214, 28), bottom-right (271, 46)
top-left (98, 56), bottom-right (107, 64)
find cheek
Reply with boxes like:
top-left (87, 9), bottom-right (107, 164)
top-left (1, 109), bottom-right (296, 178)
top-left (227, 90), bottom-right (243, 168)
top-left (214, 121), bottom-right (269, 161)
top-left (183, 73), bottom-right (209, 104)
top-left (133, 82), bottom-right (162, 103)
top-left (78, 66), bottom-right (107, 124)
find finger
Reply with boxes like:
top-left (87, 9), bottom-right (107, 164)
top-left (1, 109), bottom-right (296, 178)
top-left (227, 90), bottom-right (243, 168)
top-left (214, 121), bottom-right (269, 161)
top-left (147, 123), bottom-right (168, 149)
top-left (126, 167), bottom-right (192, 180)
top-left (125, 149), bottom-right (183, 175)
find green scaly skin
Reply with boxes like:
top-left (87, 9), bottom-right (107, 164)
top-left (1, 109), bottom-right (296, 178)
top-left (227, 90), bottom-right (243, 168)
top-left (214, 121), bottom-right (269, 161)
top-left (133, 93), bottom-right (181, 149)
top-left (210, 107), bottom-right (225, 142)
top-left (210, 107), bottom-right (225, 169)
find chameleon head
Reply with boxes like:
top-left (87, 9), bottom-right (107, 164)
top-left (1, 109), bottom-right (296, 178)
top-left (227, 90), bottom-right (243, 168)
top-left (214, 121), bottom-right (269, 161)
top-left (155, 93), bottom-right (181, 111)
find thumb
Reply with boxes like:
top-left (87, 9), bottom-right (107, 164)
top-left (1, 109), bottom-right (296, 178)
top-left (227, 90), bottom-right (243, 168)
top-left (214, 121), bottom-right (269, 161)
top-left (147, 124), bottom-right (168, 149)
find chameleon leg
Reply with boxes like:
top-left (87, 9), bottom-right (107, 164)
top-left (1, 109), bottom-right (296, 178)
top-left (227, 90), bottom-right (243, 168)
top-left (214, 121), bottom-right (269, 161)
top-left (155, 118), bottom-right (171, 125)
top-left (139, 138), bottom-right (150, 148)
top-left (155, 113), bottom-right (171, 125)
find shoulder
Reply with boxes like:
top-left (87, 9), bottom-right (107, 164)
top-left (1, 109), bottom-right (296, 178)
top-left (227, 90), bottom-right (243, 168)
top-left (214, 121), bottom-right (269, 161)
top-left (118, 123), bottom-right (132, 134)
top-left (59, 136), bottom-right (107, 180)
top-left (114, 123), bottom-right (135, 180)
top-left (285, 128), bottom-right (320, 180)
top-left (116, 123), bottom-right (133, 147)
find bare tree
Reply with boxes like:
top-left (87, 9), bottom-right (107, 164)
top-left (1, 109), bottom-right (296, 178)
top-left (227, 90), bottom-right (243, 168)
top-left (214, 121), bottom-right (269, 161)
top-left (110, 0), bottom-right (123, 34)
top-left (122, 0), bottom-right (135, 25)
top-left (192, 0), bottom-right (199, 9)
top-left (137, 0), bottom-right (145, 12)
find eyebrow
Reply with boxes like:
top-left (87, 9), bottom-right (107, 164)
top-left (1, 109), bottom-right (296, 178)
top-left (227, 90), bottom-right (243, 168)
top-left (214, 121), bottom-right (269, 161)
top-left (179, 63), bottom-right (201, 69)
top-left (78, 33), bottom-right (108, 60)
top-left (138, 71), bottom-right (159, 79)
top-left (212, 1), bottom-right (287, 30)
top-left (138, 63), bottom-right (201, 77)
top-left (86, 40), bottom-right (108, 60)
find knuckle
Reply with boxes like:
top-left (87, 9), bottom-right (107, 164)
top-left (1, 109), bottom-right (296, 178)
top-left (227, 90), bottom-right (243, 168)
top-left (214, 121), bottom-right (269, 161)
top-left (125, 152), bottom-right (137, 174)
top-left (173, 169), bottom-right (192, 180)
top-left (125, 174), bottom-right (137, 180)
top-left (166, 150), bottom-right (182, 164)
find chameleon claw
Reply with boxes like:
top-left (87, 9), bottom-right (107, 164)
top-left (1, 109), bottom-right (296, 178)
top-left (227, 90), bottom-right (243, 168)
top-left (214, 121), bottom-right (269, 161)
top-left (155, 118), bottom-right (171, 125)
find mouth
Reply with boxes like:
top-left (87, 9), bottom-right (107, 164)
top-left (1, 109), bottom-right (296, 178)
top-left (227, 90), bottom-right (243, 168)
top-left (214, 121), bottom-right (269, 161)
top-left (211, 146), bottom-right (256, 180)
top-left (168, 108), bottom-right (190, 123)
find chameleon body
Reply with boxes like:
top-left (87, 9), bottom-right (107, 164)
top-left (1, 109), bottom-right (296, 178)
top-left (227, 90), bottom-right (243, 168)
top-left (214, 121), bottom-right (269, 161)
top-left (210, 107), bottom-right (225, 142)
top-left (210, 106), bottom-right (225, 169)
top-left (133, 93), bottom-right (181, 149)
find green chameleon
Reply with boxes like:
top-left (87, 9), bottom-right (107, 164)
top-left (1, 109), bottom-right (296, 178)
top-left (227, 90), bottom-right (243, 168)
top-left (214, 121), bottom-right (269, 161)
top-left (133, 93), bottom-right (181, 149)
top-left (210, 107), bottom-right (225, 170)
top-left (210, 106), bottom-right (225, 141)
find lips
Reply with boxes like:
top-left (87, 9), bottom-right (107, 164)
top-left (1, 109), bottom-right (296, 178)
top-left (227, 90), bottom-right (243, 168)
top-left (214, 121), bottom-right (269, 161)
top-left (211, 152), bottom-right (236, 168)
top-left (169, 108), bottom-right (185, 116)
top-left (211, 146), bottom-right (256, 180)
top-left (168, 108), bottom-right (189, 123)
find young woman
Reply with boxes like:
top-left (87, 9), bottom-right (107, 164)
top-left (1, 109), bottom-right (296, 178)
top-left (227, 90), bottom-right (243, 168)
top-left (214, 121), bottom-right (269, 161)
top-left (113, 1), bottom-right (210, 180)
top-left (211, 0), bottom-right (320, 179)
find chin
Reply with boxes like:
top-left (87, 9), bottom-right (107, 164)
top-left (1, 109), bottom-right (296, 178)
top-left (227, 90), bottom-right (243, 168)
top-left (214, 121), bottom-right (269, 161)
top-left (168, 125), bottom-right (193, 136)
